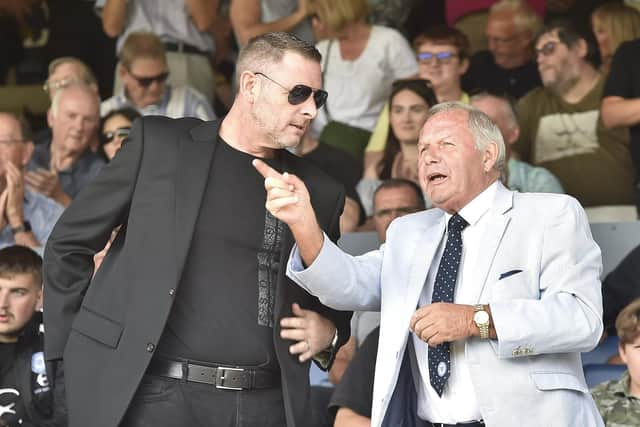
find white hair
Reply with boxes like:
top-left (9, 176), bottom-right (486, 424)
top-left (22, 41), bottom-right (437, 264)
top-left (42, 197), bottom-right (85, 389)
top-left (425, 101), bottom-right (506, 173)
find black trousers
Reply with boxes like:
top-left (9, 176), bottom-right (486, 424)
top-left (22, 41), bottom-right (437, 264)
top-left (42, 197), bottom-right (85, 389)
top-left (120, 374), bottom-right (286, 427)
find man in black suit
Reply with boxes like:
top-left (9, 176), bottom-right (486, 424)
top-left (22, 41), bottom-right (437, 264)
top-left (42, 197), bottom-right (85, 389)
top-left (42, 32), bottom-right (350, 427)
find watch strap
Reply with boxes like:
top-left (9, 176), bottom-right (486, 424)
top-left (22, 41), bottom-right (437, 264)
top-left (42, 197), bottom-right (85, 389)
top-left (474, 304), bottom-right (490, 339)
top-left (11, 221), bottom-right (31, 235)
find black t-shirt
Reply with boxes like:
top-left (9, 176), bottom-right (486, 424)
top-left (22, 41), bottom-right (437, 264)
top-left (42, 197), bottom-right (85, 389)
top-left (0, 342), bottom-right (27, 427)
top-left (157, 138), bottom-right (282, 369)
top-left (303, 143), bottom-right (365, 224)
top-left (329, 327), bottom-right (380, 418)
top-left (462, 50), bottom-right (541, 100)
top-left (603, 38), bottom-right (640, 183)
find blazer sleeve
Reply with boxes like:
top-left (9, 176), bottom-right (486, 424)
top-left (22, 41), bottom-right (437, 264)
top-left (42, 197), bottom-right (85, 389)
top-left (490, 197), bottom-right (604, 358)
top-left (43, 118), bottom-right (145, 361)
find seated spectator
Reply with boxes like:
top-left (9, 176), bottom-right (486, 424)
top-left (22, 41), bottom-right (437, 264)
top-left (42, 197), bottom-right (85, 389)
top-left (357, 79), bottom-right (437, 217)
top-left (601, 37), bottom-right (640, 210)
top-left (470, 91), bottom-right (564, 193)
top-left (309, 0), bottom-right (418, 146)
top-left (329, 179), bottom-right (425, 386)
top-left (100, 32), bottom-right (216, 121)
top-left (462, 0), bottom-right (542, 100)
top-left (96, 0), bottom-right (217, 106)
top-left (364, 26), bottom-right (470, 173)
top-left (230, 0), bottom-right (314, 46)
top-left (329, 326), bottom-right (379, 427)
top-left (42, 57), bottom-right (99, 100)
top-left (99, 107), bottom-right (141, 161)
top-left (36, 57), bottom-right (101, 150)
top-left (592, 298), bottom-right (640, 426)
top-left (0, 245), bottom-right (66, 426)
top-left (602, 243), bottom-right (640, 336)
top-left (515, 19), bottom-right (634, 207)
top-left (26, 84), bottom-right (105, 208)
top-left (591, 2), bottom-right (640, 75)
top-left (294, 131), bottom-right (364, 232)
top-left (0, 113), bottom-right (63, 252)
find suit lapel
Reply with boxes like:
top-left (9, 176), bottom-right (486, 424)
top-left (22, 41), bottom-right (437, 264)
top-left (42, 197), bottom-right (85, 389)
top-left (174, 120), bottom-right (220, 281)
top-left (467, 184), bottom-right (514, 303)
top-left (405, 212), bottom-right (446, 308)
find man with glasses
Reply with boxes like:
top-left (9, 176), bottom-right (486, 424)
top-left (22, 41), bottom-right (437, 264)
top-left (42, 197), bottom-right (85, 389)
top-left (43, 32), bottom-right (350, 427)
top-left (515, 19), bottom-right (635, 208)
top-left (462, 0), bottom-right (542, 100)
top-left (0, 113), bottom-right (63, 252)
top-left (101, 32), bottom-right (215, 121)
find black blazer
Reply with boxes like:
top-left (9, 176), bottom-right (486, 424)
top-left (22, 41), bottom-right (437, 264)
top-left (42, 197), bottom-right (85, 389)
top-left (43, 116), bottom-right (350, 427)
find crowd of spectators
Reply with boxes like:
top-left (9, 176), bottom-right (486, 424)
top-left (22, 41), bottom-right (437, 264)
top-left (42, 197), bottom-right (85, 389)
top-left (3, 0), bottom-right (640, 426)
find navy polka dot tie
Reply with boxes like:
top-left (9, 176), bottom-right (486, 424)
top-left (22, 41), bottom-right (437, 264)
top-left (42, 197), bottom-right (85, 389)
top-left (428, 213), bottom-right (468, 397)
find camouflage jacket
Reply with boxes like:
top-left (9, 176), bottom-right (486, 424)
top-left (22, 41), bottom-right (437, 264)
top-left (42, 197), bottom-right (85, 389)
top-left (591, 371), bottom-right (640, 427)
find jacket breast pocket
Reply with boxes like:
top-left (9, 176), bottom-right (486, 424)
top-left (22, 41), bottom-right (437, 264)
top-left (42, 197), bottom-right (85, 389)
top-left (71, 306), bottom-right (124, 348)
top-left (530, 371), bottom-right (588, 393)
top-left (490, 269), bottom-right (538, 301)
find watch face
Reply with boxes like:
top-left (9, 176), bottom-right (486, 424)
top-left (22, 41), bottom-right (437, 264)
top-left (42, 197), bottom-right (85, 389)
top-left (474, 310), bottom-right (489, 324)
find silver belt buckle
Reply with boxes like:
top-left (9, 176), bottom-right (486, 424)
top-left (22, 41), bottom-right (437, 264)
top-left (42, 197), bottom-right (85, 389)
top-left (215, 366), bottom-right (245, 390)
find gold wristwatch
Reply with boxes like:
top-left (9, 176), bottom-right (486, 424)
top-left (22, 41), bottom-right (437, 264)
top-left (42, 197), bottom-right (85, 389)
top-left (473, 304), bottom-right (490, 339)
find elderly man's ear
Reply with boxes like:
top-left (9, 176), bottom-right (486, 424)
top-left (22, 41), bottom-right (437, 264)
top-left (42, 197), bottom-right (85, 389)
top-left (21, 140), bottom-right (35, 168)
top-left (483, 141), bottom-right (499, 172)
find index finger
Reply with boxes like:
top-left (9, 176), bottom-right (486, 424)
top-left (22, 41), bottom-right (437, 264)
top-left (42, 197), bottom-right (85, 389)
top-left (252, 159), bottom-right (282, 180)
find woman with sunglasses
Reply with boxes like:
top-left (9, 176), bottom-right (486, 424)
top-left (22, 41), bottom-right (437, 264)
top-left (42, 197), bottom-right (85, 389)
top-left (357, 79), bottom-right (437, 218)
top-left (99, 108), bottom-right (141, 161)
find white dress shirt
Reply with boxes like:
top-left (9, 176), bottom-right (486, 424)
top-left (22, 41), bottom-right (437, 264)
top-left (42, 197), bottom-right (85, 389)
top-left (412, 181), bottom-right (499, 423)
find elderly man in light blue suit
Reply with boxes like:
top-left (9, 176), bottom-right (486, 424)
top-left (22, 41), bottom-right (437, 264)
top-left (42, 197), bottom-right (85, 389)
top-left (254, 102), bottom-right (604, 427)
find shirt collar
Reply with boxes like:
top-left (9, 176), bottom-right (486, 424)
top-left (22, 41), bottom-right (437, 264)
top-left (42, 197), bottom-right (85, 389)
top-left (120, 85), bottom-right (171, 113)
top-left (444, 180), bottom-right (499, 229)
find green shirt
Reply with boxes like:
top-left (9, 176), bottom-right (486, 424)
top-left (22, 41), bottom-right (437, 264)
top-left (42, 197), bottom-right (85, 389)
top-left (592, 371), bottom-right (640, 427)
top-left (515, 76), bottom-right (634, 207)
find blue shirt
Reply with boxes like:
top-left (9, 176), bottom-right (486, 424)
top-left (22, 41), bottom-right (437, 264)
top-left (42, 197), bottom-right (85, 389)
top-left (0, 189), bottom-right (64, 254)
top-left (27, 142), bottom-right (105, 199)
top-left (100, 84), bottom-right (215, 121)
top-left (507, 158), bottom-right (564, 194)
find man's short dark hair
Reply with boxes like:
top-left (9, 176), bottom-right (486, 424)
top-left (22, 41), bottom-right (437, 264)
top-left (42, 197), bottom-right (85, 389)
top-left (0, 245), bottom-right (43, 285)
top-left (235, 32), bottom-right (322, 86)
top-left (535, 19), bottom-right (600, 69)
top-left (373, 179), bottom-right (426, 209)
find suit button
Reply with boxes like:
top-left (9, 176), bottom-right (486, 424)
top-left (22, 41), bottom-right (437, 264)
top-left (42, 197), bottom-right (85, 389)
top-left (146, 343), bottom-right (155, 352)
top-left (168, 288), bottom-right (176, 296)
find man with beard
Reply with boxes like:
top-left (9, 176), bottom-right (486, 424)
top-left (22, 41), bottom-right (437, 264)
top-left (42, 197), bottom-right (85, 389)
top-left (43, 32), bottom-right (350, 427)
top-left (514, 19), bottom-right (634, 207)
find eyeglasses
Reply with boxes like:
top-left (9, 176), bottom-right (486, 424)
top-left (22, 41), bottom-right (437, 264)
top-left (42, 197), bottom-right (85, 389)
top-left (535, 41), bottom-right (560, 57)
top-left (127, 70), bottom-right (170, 88)
top-left (417, 51), bottom-right (458, 65)
top-left (101, 127), bottom-right (131, 145)
top-left (254, 72), bottom-right (328, 109)
top-left (43, 77), bottom-right (87, 93)
top-left (374, 206), bottom-right (422, 218)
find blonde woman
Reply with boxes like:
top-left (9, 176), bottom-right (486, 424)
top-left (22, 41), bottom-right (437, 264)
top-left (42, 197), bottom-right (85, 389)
top-left (309, 0), bottom-right (418, 141)
top-left (591, 2), bottom-right (640, 73)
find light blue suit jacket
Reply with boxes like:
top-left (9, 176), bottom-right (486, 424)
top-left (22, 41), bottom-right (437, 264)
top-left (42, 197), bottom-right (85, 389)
top-left (288, 182), bottom-right (604, 427)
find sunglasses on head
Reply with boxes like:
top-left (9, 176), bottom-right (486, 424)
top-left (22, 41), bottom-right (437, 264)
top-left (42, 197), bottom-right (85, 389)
top-left (101, 127), bottom-right (131, 145)
top-left (254, 72), bottom-right (328, 109)
top-left (417, 51), bottom-right (458, 64)
top-left (128, 70), bottom-right (170, 87)
top-left (535, 41), bottom-right (560, 57)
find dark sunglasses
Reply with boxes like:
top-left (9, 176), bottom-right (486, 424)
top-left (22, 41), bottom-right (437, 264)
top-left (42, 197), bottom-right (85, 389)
top-left (254, 72), bottom-right (328, 108)
top-left (374, 206), bottom-right (422, 218)
top-left (128, 70), bottom-right (170, 87)
top-left (417, 51), bottom-right (458, 64)
top-left (535, 41), bottom-right (560, 57)
top-left (101, 127), bottom-right (131, 144)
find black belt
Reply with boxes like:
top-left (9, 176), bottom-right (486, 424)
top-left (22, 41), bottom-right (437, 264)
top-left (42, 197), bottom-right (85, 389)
top-left (147, 357), bottom-right (280, 390)
top-left (427, 422), bottom-right (485, 427)
top-left (164, 41), bottom-right (210, 56)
